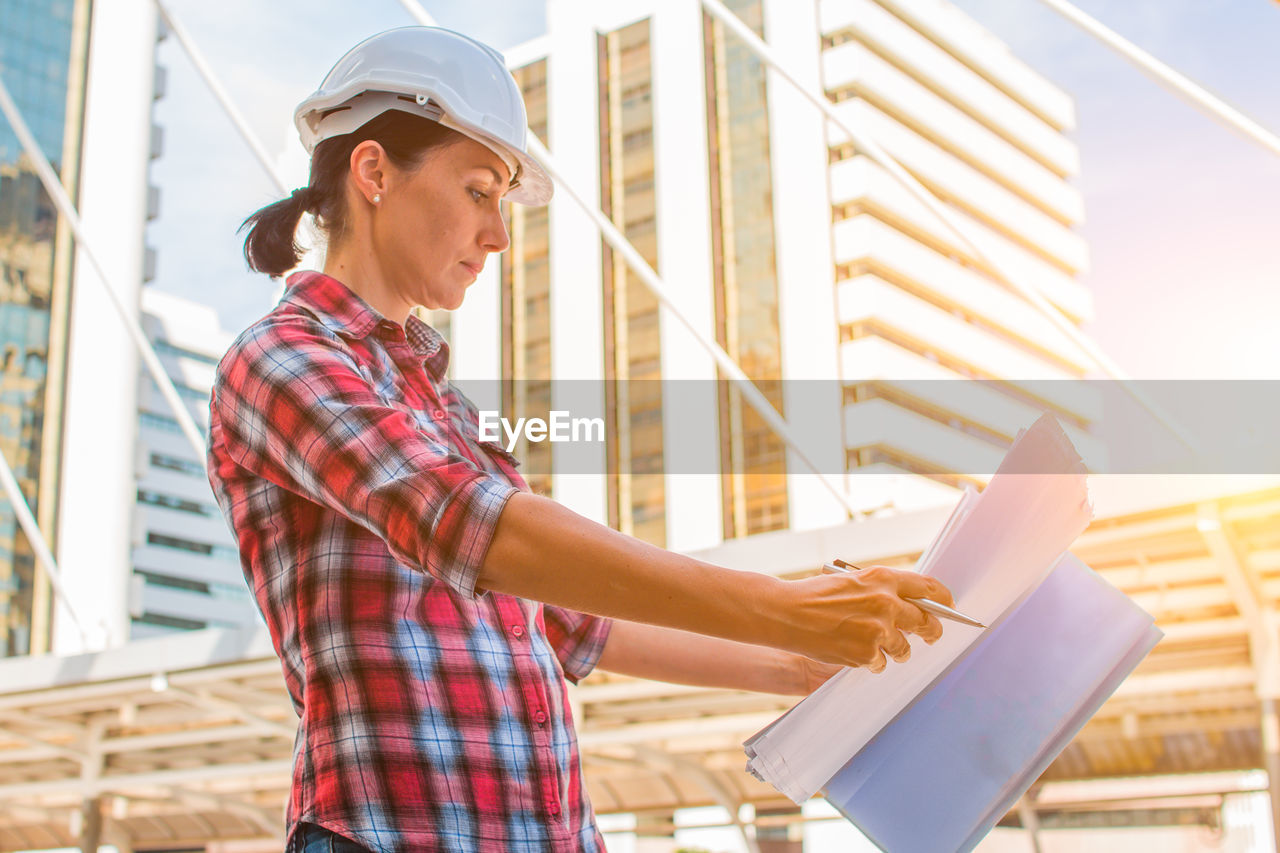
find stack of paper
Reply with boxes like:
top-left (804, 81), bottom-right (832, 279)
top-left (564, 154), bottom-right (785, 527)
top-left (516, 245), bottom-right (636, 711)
top-left (743, 414), bottom-right (1161, 851)
top-left (825, 553), bottom-right (1162, 851)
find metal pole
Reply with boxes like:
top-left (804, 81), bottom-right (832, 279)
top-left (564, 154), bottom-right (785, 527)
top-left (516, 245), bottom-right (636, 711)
top-left (77, 722), bottom-right (106, 851)
top-left (1017, 796), bottom-right (1044, 853)
top-left (1263, 696), bottom-right (1280, 851)
top-left (698, 0), bottom-right (1200, 456)
top-left (0, 446), bottom-right (91, 645)
top-left (0, 76), bottom-right (208, 463)
top-left (394, 0), bottom-right (437, 26)
top-left (151, 0), bottom-right (288, 194)
top-left (77, 796), bottom-right (102, 853)
top-left (1036, 0), bottom-right (1280, 158)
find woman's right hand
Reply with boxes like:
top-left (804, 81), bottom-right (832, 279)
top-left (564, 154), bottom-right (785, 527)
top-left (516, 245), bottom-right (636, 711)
top-left (770, 566), bottom-right (955, 673)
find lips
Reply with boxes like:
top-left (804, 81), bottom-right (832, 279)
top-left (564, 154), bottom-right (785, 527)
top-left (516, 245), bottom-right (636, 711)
top-left (461, 261), bottom-right (482, 277)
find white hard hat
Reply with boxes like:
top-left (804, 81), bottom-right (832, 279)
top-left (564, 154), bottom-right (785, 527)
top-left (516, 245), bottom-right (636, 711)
top-left (295, 26), bottom-right (552, 206)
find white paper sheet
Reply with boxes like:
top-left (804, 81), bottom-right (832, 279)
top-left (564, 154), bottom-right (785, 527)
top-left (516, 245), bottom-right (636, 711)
top-left (744, 414), bottom-right (1093, 802)
top-left (824, 553), bottom-right (1162, 852)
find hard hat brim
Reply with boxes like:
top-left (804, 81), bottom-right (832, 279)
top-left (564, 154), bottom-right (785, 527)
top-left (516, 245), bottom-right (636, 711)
top-left (435, 110), bottom-right (553, 206)
top-left (490, 139), bottom-right (553, 206)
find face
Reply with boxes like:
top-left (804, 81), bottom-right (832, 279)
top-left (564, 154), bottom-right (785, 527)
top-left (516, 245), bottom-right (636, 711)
top-left (372, 136), bottom-right (512, 314)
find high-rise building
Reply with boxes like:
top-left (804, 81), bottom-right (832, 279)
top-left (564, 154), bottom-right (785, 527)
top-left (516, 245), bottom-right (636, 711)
top-left (0, 0), bottom-right (92, 657)
top-left (820, 0), bottom-right (1098, 492)
top-left (129, 287), bottom-right (256, 639)
top-left (449, 0), bottom-right (1097, 554)
top-left (1, 0), bottom-right (162, 656)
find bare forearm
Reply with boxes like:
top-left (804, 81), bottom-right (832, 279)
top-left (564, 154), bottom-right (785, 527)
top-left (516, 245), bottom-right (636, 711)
top-left (479, 491), bottom-right (785, 649)
top-left (596, 620), bottom-right (809, 695)
top-left (478, 490), bottom-right (954, 670)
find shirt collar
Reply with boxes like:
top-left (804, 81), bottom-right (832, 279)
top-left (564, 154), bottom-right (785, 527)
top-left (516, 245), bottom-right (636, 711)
top-left (405, 312), bottom-right (451, 378)
top-left (282, 270), bottom-right (451, 377)
top-left (282, 270), bottom-right (383, 340)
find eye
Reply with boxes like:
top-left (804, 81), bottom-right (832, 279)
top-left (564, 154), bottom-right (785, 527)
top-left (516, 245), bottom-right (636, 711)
top-left (469, 188), bottom-right (489, 203)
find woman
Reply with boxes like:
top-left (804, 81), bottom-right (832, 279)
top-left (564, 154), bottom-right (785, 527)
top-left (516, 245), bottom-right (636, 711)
top-left (211, 25), bottom-right (953, 853)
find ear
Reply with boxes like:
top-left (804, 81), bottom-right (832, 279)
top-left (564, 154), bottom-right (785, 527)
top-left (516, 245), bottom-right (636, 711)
top-left (349, 140), bottom-right (389, 204)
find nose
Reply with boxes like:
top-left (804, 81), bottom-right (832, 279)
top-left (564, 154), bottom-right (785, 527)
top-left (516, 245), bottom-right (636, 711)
top-left (482, 205), bottom-right (510, 253)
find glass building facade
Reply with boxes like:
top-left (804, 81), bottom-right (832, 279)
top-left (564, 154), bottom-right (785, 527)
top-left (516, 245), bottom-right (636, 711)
top-left (702, 0), bottom-right (789, 538)
top-left (0, 0), bottom-right (91, 656)
top-left (501, 58), bottom-right (554, 498)
top-left (599, 19), bottom-right (666, 547)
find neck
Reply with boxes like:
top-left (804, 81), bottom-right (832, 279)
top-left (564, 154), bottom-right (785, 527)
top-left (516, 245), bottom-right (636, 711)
top-left (322, 242), bottom-right (413, 325)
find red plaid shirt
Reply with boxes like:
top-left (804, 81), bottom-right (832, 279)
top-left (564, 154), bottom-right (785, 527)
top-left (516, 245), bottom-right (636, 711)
top-left (208, 271), bottom-right (612, 852)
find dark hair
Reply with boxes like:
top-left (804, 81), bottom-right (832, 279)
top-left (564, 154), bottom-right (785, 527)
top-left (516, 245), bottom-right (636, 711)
top-left (239, 109), bottom-right (463, 277)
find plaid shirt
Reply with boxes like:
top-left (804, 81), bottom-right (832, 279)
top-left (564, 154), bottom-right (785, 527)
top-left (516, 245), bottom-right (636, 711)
top-left (208, 271), bottom-right (612, 852)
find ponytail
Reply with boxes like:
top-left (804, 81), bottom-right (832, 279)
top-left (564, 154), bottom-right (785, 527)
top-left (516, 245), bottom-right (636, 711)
top-left (239, 187), bottom-right (315, 277)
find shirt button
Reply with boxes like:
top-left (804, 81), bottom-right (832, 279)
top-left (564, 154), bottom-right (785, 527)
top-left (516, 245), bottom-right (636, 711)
top-left (511, 625), bottom-right (525, 638)
top-left (534, 709), bottom-right (548, 725)
top-left (432, 409), bottom-right (446, 420)
top-left (548, 802), bottom-right (561, 817)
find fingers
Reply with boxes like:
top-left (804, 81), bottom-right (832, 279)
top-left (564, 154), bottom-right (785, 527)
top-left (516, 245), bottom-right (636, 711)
top-left (894, 572), bottom-right (956, 607)
top-left (874, 568), bottom-right (956, 643)
top-left (794, 567), bottom-right (956, 672)
top-left (925, 578), bottom-right (955, 607)
top-left (885, 591), bottom-right (933, 637)
top-left (862, 627), bottom-right (911, 673)
top-left (864, 596), bottom-right (942, 674)
top-left (917, 612), bottom-right (944, 645)
top-left (881, 627), bottom-right (911, 663)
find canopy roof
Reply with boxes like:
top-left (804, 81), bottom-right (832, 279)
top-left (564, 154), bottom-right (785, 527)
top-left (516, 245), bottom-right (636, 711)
top-left (1, 477), bottom-right (1276, 849)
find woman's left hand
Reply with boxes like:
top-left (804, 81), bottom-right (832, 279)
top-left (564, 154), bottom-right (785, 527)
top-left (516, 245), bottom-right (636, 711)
top-left (793, 654), bottom-right (843, 694)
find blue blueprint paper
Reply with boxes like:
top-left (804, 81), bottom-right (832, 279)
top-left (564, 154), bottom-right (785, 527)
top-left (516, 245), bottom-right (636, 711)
top-left (745, 415), bottom-right (1096, 802)
top-left (824, 553), bottom-right (1161, 853)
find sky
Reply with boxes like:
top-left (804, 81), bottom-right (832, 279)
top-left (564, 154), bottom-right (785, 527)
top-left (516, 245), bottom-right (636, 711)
top-left (146, 0), bottom-right (1280, 380)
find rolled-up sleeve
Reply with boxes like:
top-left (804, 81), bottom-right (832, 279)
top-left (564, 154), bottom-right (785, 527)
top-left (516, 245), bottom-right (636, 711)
top-left (543, 605), bottom-right (613, 684)
top-left (211, 316), bottom-right (515, 599)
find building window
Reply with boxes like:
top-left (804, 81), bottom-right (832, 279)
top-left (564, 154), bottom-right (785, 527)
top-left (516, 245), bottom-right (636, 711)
top-left (152, 338), bottom-right (222, 366)
top-left (136, 569), bottom-right (250, 603)
top-left (500, 58), bottom-right (555, 497)
top-left (599, 19), bottom-right (667, 547)
top-left (137, 569), bottom-right (209, 594)
top-left (147, 376), bottom-right (210, 405)
top-left (131, 611), bottom-right (206, 631)
top-left (136, 488), bottom-right (217, 517)
top-left (703, 0), bottom-right (789, 537)
top-left (149, 452), bottom-right (205, 477)
top-left (145, 531), bottom-right (237, 561)
top-left (139, 411), bottom-right (183, 433)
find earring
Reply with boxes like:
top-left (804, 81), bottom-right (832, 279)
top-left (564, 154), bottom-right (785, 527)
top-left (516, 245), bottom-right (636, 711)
top-left (372, 194), bottom-right (381, 204)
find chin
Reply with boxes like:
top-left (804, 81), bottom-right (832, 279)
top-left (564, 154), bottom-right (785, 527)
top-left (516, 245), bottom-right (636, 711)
top-left (420, 287), bottom-right (465, 312)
